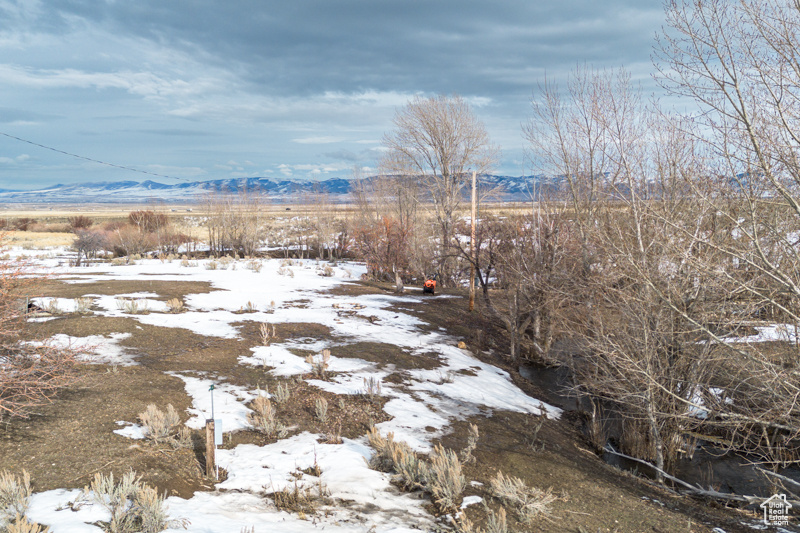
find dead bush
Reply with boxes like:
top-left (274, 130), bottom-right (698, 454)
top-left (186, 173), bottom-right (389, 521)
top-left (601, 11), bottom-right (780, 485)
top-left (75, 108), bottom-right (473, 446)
top-left (268, 478), bottom-right (329, 516)
top-left (68, 215), bottom-right (94, 231)
top-left (453, 506), bottom-right (507, 533)
top-left (305, 349), bottom-right (330, 378)
top-left (489, 471), bottom-right (556, 524)
top-left (165, 298), bottom-right (184, 313)
top-left (0, 470), bottom-right (31, 526)
top-left (314, 397), bottom-right (328, 425)
top-left (427, 444), bottom-right (466, 514)
top-left (460, 423), bottom-right (479, 464)
top-left (128, 211), bottom-right (168, 233)
top-left (138, 404), bottom-right (180, 444)
top-left (248, 395), bottom-right (287, 438)
top-left (10, 218), bottom-right (36, 231)
top-left (88, 471), bottom-right (188, 533)
top-left (6, 514), bottom-right (50, 533)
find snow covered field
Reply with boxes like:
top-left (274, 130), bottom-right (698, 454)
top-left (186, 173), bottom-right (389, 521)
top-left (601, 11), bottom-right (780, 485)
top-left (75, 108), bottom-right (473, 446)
top-left (17, 250), bottom-right (560, 533)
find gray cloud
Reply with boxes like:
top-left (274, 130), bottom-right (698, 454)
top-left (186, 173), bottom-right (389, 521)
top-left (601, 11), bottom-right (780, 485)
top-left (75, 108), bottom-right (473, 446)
top-left (0, 0), bottom-right (670, 188)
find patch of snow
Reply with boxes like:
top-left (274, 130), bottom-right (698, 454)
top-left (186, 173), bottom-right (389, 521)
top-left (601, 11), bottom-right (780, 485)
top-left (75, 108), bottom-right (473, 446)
top-left (461, 495), bottom-right (483, 509)
top-left (113, 421), bottom-right (146, 439)
top-left (46, 333), bottom-right (136, 366)
top-left (171, 373), bottom-right (260, 431)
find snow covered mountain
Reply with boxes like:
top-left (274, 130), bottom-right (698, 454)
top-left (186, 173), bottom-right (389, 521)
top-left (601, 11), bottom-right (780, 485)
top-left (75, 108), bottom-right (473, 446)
top-left (0, 175), bottom-right (556, 204)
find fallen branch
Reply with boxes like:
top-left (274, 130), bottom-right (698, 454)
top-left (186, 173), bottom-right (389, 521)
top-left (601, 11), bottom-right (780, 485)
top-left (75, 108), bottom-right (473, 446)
top-left (755, 466), bottom-right (800, 489)
top-left (603, 445), bottom-right (793, 506)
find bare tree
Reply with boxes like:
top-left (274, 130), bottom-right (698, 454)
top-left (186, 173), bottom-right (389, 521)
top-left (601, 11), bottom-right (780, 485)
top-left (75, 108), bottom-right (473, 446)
top-left (0, 256), bottom-right (79, 421)
top-left (205, 188), bottom-right (266, 257)
top-left (351, 168), bottom-right (427, 291)
top-left (381, 94), bottom-right (498, 285)
top-left (646, 0), bottom-right (800, 467)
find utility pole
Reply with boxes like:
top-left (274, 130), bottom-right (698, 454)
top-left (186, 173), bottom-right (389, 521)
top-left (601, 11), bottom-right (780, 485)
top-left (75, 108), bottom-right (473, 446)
top-left (469, 170), bottom-right (477, 312)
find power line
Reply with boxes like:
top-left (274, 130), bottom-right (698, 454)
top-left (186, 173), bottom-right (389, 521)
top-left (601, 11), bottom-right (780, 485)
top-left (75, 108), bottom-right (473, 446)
top-left (0, 131), bottom-right (192, 182)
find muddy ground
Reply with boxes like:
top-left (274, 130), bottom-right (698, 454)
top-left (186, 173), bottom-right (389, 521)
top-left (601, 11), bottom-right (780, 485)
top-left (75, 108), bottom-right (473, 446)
top-left (1, 276), bottom-right (766, 532)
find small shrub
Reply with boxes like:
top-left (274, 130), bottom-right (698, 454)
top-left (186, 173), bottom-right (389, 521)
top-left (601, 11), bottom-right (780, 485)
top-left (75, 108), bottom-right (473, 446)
top-left (427, 444), bottom-right (466, 514)
top-left (74, 297), bottom-right (93, 314)
top-left (367, 428), bottom-right (411, 471)
top-left (460, 423), bottom-right (479, 464)
top-left (248, 395), bottom-right (287, 438)
top-left (138, 404), bottom-right (180, 444)
top-left (268, 480), bottom-right (324, 515)
top-left (88, 471), bottom-right (188, 533)
top-left (362, 376), bottom-right (382, 401)
top-left (260, 323), bottom-right (276, 346)
top-left (280, 258), bottom-right (295, 267)
top-left (305, 349), bottom-right (330, 378)
top-left (6, 514), bottom-right (50, 533)
top-left (366, 428), bottom-right (427, 490)
top-left (489, 471), bottom-right (556, 524)
top-left (165, 298), bottom-right (184, 313)
top-left (245, 260), bottom-right (262, 272)
top-left (277, 266), bottom-right (294, 277)
top-left (205, 260), bottom-right (219, 270)
top-left (318, 265), bottom-right (334, 277)
top-left (0, 470), bottom-right (31, 525)
top-left (241, 301), bottom-right (257, 313)
top-left (117, 299), bottom-right (149, 314)
top-left (68, 215), bottom-right (94, 231)
top-left (392, 446), bottom-right (428, 491)
top-left (45, 299), bottom-right (61, 315)
top-left (171, 426), bottom-right (193, 450)
top-left (314, 397), bottom-right (328, 425)
top-left (453, 506), bottom-right (508, 533)
top-left (273, 382), bottom-right (291, 404)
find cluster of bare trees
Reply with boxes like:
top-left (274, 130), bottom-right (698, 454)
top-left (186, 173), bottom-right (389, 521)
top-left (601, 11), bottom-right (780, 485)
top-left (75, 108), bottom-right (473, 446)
top-left (205, 190), bottom-right (265, 257)
top-left (509, 0), bottom-right (800, 480)
top-left (73, 210), bottom-right (191, 265)
top-left (377, 95), bottom-right (499, 287)
top-left (352, 0), bottom-right (800, 483)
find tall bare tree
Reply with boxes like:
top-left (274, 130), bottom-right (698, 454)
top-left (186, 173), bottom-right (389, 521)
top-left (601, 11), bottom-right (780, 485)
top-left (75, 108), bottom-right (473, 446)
top-left (381, 94), bottom-right (498, 285)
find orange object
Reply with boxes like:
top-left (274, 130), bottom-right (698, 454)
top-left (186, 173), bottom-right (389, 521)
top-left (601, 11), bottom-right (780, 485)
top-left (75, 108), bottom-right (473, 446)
top-left (423, 278), bottom-right (436, 294)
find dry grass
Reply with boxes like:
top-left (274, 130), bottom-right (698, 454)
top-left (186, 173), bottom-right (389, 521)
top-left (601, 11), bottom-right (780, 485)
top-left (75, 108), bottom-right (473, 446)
top-left (454, 506), bottom-right (508, 533)
top-left (4, 231), bottom-right (74, 248)
top-left (268, 478), bottom-right (330, 516)
top-left (5, 515), bottom-right (50, 533)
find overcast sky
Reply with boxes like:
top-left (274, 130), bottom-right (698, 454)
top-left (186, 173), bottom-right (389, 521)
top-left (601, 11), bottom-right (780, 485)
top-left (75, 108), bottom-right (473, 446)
top-left (0, 1), bottom-right (667, 189)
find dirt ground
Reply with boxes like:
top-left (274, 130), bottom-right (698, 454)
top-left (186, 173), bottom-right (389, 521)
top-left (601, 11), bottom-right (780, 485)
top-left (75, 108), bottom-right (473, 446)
top-left (1, 276), bottom-right (765, 532)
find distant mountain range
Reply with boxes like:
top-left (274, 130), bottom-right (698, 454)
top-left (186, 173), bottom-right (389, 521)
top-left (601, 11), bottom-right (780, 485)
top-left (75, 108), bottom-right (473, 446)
top-left (0, 175), bottom-right (561, 204)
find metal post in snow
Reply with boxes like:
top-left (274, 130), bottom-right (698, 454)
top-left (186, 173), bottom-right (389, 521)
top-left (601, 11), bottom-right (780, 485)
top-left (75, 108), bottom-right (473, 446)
top-left (210, 383), bottom-right (215, 420)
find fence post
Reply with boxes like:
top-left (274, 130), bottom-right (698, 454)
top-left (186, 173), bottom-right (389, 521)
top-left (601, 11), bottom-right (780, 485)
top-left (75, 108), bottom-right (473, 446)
top-left (205, 419), bottom-right (216, 479)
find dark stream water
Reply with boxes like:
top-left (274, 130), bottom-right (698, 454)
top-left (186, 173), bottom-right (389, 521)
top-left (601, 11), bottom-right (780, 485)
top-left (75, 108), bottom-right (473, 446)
top-left (519, 363), bottom-right (800, 499)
